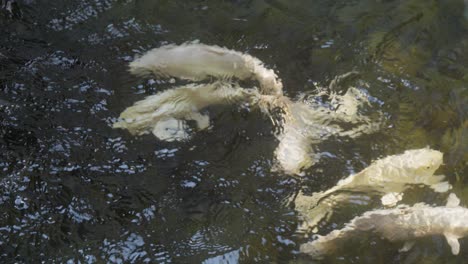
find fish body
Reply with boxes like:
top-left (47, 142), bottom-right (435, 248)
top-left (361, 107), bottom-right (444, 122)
top-left (300, 194), bottom-right (468, 258)
top-left (129, 43), bottom-right (283, 95)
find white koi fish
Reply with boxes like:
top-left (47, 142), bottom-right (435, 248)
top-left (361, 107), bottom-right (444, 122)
top-left (113, 82), bottom-right (257, 141)
top-left (300, 193), bottom-right (468, 258)
top-left (129, 42), bottom-right (283, 95)
top-left (294, 148), bottom-right (451, 233)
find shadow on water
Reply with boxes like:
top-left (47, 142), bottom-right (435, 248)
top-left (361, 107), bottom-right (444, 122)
top-left (1, 0), bottom-right (468, 263)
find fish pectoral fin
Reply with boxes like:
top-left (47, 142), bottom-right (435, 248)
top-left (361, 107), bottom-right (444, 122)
top-left (446, 193), bottom-right (460, 207)
top-left (399, 241), bottom-right (415, 252)
top-left (152, 118), bottom-right (190, 142)
top-left (430, 181), bottom-right (452, 193)
top-left (444, 233), bottom-right (460, 255)
top-left (426, 174), bottom-right (446, 183)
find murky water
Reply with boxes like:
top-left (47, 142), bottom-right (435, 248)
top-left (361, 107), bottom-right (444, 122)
top-left (1, 0), bottom-right (467, 263)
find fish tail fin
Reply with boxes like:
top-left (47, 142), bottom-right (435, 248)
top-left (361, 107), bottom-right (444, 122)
top-left (296, 204), bottom-right (334, 235)
top-left (248, 56), bottom-right (283, 95)
top-left (295, 191), bottom-right (335, 234)
top-left (128, 58), bottom-right (153, 77)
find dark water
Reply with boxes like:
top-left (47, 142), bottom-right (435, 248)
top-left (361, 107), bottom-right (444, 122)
top-left (1, 0), bottom-right (467, 263)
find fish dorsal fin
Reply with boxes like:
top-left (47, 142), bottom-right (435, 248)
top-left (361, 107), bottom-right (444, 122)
top-left (444, 233), bottom-right (460, 255)
top-left (446, 193), bottom-right (460, 207)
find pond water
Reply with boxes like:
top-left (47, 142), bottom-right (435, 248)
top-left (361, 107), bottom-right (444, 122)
top-left (1, 0), bottom-right (467, 263)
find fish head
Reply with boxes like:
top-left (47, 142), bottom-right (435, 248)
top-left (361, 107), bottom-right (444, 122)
top-left (398, 148), bottom-right (443, 177)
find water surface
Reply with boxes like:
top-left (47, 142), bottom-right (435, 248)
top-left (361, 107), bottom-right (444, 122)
top-left (1, 0), bottom-right (467, 263)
